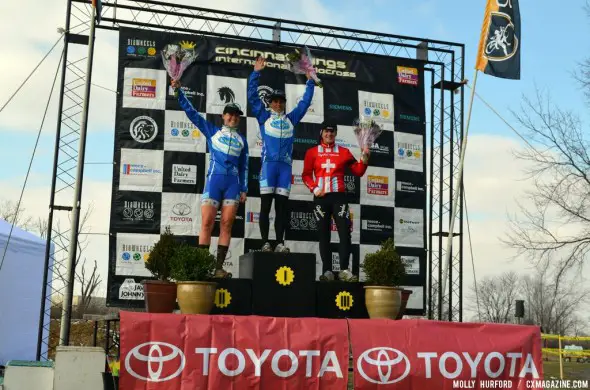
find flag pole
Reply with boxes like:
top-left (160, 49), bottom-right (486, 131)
top-left (440, 68), bottom-right (479, 319)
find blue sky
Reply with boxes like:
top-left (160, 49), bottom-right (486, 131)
top-left (1, 0), bottom-right (588, 186)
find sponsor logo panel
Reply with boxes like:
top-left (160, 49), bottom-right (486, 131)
top-left (205, 75), bottom-right (247, 115)
top-left (119, 148), bottom-right (164, 192)
top-left (360, 166), bottom-right (394, 206)
top-left (115, 233), bottom-right (160, 277)
top-left (394, 132), bottom-right (423, 173)
top-left (160, 193), bottom-right (200, 236)
top-left (285, 83), bottom-right (324, 124)
top-left (118, 278), bottom-right (145, 300)
top-left (123, 68), bottom-right (167, 110)
top-left (394, 207), bottom-right (424, 248)
top-left (358, 90), bottom-right (394, 130)
top-left (172, 164), bottom-right (197, 185)
top-left (164, 110), bottom-right (206, 152)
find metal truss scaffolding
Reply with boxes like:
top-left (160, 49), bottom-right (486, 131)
top-left (38, 0), bottom-right (465, 359)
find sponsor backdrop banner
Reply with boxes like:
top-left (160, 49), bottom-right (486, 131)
top-left (120, 312), bottom-right (349, 390)
top-left (120, 313), bottom-right (543, 390)
top-left (108, 27), bottom-right (427, 313)
top-left (349, 319), bottom-right (543, 390)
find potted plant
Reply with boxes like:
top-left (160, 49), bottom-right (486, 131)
top-left (361, 238), bottom-right (408, 319)
top-left (169, 244), bottom-right (218, 314)
top-left (143, 226), bottom-right (179, 313)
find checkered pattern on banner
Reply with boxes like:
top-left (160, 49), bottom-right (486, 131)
top-left (108, 27), bottom-right (427, 315)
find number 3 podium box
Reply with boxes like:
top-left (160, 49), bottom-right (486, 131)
top-left (239, 252), bottom-right (316, 317)
top-left (315, 281), bottom-right (369, 319)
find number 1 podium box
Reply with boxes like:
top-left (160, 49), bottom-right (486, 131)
top-left (239, 252), bottom-right (317, 317)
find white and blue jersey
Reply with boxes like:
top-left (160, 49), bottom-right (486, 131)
top-left (247, 71), bottom-right (315, 195)
top-left (178, 89), bottom-right (249, 206)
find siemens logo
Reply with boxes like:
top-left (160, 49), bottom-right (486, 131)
top-left (400, 113), bottom-right (421, 122)
top-left (328, 104), bottom-right (353, 111)
top-left (295, 138), bottom-right (317, 145)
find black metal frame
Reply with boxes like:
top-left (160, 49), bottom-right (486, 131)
top-left (37, 0), bottom-right (465, 360)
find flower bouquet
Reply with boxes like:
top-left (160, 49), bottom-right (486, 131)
top-left (161, 41), bottom-right (198, 96)
top-left (284, 46), bottom-right (323, 88)
top-left (353, 116), bottom-right (383, 150)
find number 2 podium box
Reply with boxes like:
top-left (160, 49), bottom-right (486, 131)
top-left (210, 278), bottom-right (253, 316)
top-left (239, 252), bottom-right (316, 317)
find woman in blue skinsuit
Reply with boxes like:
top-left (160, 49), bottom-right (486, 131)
top-left (247, 57), bottom-right (316, 252)
top-left (172, 78), bottom-right (249, 278)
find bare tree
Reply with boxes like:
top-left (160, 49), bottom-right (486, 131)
top-left (520, 257), bottom-right (588, 335)
top-left (50, 203), bottom-right (103, 319)
top-left (503, 87), bottom-right (590, 273)
top-left (469, 271), bottom-right (520, 323)
top-left (504, 9), bottom-right (590, 273)
top-left (0, 200), bottom-right (35, 231)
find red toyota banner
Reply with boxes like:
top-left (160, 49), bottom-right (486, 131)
top-left (349, 319), bottom-right (543, 390)
top-left (119, 312), bottom-right (349, 390)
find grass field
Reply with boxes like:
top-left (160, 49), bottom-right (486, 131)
top-left (543, 360), bottom-right (590, 382)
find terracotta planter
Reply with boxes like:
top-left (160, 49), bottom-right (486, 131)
top-left (395, 289), bottom-right (413, 320)
top-left (176, 281), bottom-right (217, 314)
top-left (142, 280), bottom-right (177, 313)
top-left (364, 286), bottom-right (403, 319)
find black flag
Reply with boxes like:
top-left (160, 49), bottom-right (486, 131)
top-left (476, 0), bottom-right (521, 80)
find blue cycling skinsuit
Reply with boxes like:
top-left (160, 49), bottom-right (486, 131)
top-left (247, 71), bottom-right (315, 196)
top-left (177, 89), bottom-right (249, 208)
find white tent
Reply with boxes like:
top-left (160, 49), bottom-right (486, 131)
top-left (0, 218), bottom-right (53, 365)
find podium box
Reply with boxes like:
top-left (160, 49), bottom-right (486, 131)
top-left (315, 281), bottom-right (369, 319)
top-left (239, 252), bottom-right (316, 317)
top-left (210, 278), bottom-right (253, 316)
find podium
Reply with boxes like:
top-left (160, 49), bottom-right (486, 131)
top-left (239, 252), bottom-right (316, 317)
top-left (315, 281), bottom-right (368, 319)
top-left (210, 278), bottom-right (252, 315)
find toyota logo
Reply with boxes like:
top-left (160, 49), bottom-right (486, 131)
top-left (357, 347), bottom-right (410, 384)
top-left (125, 342), bottom-right (186, 382)
top-left (172, 203), bottom-right (191, 216)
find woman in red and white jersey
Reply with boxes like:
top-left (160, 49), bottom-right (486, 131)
top-left (302, 122), bottom-right (370, 282)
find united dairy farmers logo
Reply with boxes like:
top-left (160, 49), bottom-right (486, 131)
top-left (367, 175), bottom-right (389, 196)
top-left (397, 66), bottom-right (419, 86)
top-left (132, 78), bottom-right (157, 98)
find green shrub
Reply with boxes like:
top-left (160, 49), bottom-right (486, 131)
top-left (144, 226), bottom-right (178, 281)
top-left (361, 237), bottom-right (406, 287)
top-left (169, 244), bottom-right (216, 281)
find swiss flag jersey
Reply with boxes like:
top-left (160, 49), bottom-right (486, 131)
top-left (302, 142), bottom-right (368, 194)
